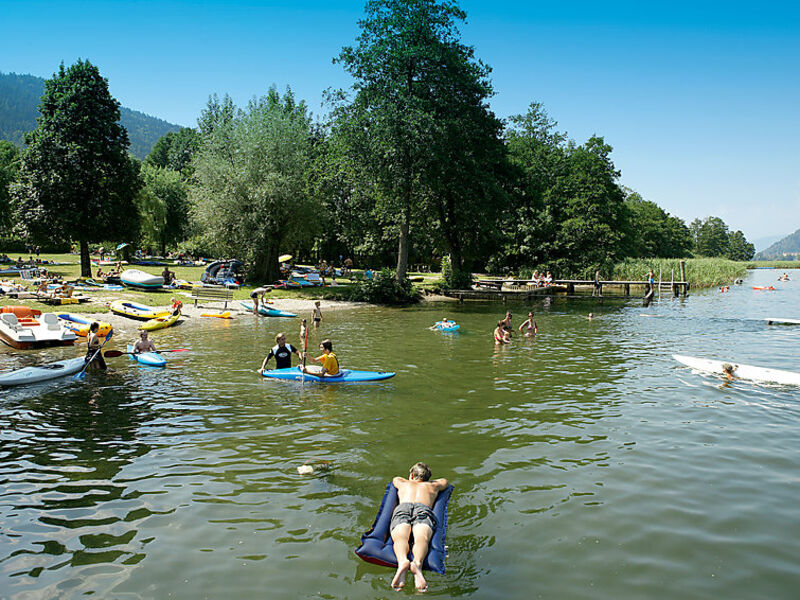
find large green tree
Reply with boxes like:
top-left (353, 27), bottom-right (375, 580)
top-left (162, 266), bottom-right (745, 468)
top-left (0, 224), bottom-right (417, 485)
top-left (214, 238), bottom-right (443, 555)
top-left (12, 60), bottom-right (141, 276)
top-left (0, 141), bottom-right (20, 233)
top-left (192, 87), bottom-right (316, 283)
top-left (137, 164), bottom-right (190, 255)
top-left (334, 0), bottom-right (500, 282)
top-left (726, 229), bottom-right (755, 261)
top-left (145, 127), bottom-right (200, 178)
top-left (691, 216), bottom-right (730, 257)
top-left (624, 190), bottom-right (693, 258)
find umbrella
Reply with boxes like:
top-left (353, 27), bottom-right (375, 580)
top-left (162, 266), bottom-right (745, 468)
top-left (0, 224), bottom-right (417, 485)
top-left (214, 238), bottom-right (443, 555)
top-left (279, 254), bottom-right (293, 263)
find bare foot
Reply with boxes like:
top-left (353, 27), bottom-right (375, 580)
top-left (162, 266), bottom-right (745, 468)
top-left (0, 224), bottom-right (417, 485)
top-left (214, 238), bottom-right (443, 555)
top-left (410, 562), bottom-right (428, 592)
top-left (391, 560), bottom-right (410, 590)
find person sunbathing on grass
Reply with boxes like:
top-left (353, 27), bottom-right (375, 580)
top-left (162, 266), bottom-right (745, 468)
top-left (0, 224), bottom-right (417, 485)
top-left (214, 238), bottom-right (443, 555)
top-left (389, 462), bottom-right (449, 592)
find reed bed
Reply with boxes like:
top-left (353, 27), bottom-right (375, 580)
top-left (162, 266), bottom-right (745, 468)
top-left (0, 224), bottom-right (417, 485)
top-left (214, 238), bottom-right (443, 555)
top-left (609, 258), bottom-right (747, 288)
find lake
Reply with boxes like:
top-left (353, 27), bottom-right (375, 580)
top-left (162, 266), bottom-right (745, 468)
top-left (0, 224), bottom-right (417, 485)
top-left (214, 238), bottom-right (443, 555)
top-left (1, 268), bottom-right (799, 599)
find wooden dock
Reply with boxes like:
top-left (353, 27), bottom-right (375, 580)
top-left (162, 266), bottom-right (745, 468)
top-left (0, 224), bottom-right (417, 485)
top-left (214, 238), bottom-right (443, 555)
top-left (443, 278), bottom-right (689, 302)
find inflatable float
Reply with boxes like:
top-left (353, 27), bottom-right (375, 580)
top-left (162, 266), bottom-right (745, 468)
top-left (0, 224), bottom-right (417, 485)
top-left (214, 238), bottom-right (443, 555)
top-left (355, 482), bottom-right (454, 574)
top-left (261, 366), bottom-right (395, 383)
top-left (201, 311), bottom-right (233, 319)
top-left (752, 286), bottom-right (776, 291)
top-left (110, 300), bottom-right (172, 321)
top-left (120, 269), bottom-right (164, 289)
top-left (58, 313), bottom-right (113, 337)
top-left (432, 321), bottom-right (460, 332)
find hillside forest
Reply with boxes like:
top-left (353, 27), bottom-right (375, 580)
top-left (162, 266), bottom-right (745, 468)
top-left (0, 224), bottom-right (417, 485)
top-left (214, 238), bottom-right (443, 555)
top-left (0, 0), bottom-right (756, 286)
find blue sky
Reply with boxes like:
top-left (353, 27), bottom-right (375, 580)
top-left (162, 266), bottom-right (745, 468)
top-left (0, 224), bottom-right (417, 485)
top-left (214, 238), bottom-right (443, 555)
top-left (2, 0), bottom-right (798, 242)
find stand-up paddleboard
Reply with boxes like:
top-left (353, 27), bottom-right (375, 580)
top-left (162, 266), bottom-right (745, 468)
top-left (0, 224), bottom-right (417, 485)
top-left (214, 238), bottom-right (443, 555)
top-left (0, 357), bottom-right (86, 386)
top-left (127, 344), bottom-right (166, 368)
top-left (766, 318), bottom-right (800, 325)
top-left (673, 354), bottom-right (800, 386)
top-left (239, 300), bottom-right (296, 318)
top-left (261, 366), bottom-right (395, 383)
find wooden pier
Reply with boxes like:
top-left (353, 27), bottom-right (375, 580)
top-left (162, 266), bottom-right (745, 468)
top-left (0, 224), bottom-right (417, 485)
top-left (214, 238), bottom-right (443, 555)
top-left (443, 278), bottom-right (689, 302)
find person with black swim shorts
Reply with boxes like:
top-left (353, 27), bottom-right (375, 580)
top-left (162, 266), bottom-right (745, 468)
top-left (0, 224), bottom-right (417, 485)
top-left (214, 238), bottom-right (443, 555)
top-left (389, 462), bottom-right (449, 592)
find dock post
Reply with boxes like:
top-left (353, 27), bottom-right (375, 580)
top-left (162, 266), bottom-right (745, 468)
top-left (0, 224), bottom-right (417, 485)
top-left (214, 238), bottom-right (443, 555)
top-left (679, 260), bottom-right (687, 296)
top-left (624, 283), bottom-right (630, 296)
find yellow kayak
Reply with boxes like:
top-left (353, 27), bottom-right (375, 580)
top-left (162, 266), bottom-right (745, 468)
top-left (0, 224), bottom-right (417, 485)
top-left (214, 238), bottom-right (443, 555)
top-left (139, 312), bottom-right (181, 331)
top-left (200, 311), bottom-right (233, 319)
top-left (58, 313), bottom-right (113, 337)
top-left (110, 300), bottom-right (172, 321)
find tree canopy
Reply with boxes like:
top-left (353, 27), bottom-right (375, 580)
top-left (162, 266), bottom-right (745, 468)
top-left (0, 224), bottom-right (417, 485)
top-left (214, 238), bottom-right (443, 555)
top-left (192, 87), bottom-right (316, 283)
top-left (12, 59), bottom-right (141, 276)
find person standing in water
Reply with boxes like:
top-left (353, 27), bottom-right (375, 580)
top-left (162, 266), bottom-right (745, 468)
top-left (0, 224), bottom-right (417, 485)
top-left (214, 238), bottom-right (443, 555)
top-left (389, 462), bottom-right (449, 592)
top-left (312, 301), bottom-right (322, 327)
top-left (86, 322), bottom-right (107, 370)
top-left (258, 333), bottom-right (302, 373)
top-left (494, 320), bottom-right (510, 345)
top-left (518, 312), bottom-right (538, 336)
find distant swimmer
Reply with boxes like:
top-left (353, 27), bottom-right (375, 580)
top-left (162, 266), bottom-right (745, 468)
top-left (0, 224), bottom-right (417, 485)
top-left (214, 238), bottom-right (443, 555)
top-left (588, 312), bottom-right (594, 321)
top-left (518, 312), bottom-right (538, 336)
top-left (430, 317), bottom-right (452, 330)
top-left (778, 273), bottom-right (790, 281)
top-left (721, 363), bottom-right (738, 381)
top-left (389, 462), bottom-right (449, 592)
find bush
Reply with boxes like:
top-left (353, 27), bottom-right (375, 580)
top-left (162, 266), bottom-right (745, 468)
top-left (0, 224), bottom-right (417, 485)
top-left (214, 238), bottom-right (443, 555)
top-left (441, 255), bottom-right (473, 289)
top-left (348, 268), bottom-right (421, 305)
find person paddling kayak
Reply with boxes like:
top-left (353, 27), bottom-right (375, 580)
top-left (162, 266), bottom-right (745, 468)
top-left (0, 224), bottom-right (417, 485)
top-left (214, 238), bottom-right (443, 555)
top-left (301, 339), bottom-right (340, 377)
top-left (132, 330), bottom-right (156, 354)
top-left (86, 322), bottom-right (107, 370)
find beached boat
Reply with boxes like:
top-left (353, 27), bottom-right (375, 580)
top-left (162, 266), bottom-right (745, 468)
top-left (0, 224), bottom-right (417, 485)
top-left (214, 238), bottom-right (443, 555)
top-left (0, 307), bottom-right (78, 349)
top-left (120, 269), bottom-right (164, 289)
top-left (109, 300), bottom-right (172, 321)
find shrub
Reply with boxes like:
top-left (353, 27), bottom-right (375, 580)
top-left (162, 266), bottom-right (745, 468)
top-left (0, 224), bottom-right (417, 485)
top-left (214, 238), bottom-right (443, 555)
top-left (348, 268), bottom-right (421, 305)
top-left (441, 255), bottom-right (473, 289)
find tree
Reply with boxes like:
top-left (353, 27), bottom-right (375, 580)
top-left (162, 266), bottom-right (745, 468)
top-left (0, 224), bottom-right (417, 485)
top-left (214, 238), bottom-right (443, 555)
top-left (693, 216), bottom-right (730, 257)
top-left (727, 230), bottom-right (755, 261)
top-left (192, 86), bottom-right (316, 283)
top-left (0, 141), bottom-right (20, 233)
top-left (137, 164), bottom-right (189, 255)
top-left (145, 127), bottom-right (200, 178)
top-left (333, 0), bottom-right (491, 282)
top-left (624, 190), bottom-right (693, 258)
top-left (12, 60), bottom-right (141, 276)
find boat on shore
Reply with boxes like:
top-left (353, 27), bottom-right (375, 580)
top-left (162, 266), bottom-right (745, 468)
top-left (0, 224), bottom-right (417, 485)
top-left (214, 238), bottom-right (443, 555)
top-left (120, 269), bottom-right (164, 289)
top-left (0, 306), bottom-right (78, 349)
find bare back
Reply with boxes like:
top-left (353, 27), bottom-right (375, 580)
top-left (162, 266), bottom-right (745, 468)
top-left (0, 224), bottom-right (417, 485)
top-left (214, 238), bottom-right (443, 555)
top-left (393, 477), bottom-right (448, 507)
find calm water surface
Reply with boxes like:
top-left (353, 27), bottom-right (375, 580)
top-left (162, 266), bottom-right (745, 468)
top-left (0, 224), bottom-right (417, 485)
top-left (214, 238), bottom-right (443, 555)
top-left (1, 269), bottom-right (799, 599)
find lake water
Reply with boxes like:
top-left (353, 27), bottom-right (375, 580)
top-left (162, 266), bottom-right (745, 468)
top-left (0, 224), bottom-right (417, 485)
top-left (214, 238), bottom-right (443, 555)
top-left (1, 269), bottom-right (799, 599)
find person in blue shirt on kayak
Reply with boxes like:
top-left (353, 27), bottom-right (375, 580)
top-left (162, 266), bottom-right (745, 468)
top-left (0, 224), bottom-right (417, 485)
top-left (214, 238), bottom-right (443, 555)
top-left (132, 330), bottom-right (157, 354)
top-left (258, 333), bottom-right (302, 373)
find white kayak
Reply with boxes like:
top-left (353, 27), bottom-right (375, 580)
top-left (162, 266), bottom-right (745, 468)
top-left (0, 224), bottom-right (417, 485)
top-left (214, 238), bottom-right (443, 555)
top-left (0, 357), bottom-right (86, 386)
top-left (766, 318), bottom-right (800, 325)
top-left (673, 354), bottom-right (800, 386)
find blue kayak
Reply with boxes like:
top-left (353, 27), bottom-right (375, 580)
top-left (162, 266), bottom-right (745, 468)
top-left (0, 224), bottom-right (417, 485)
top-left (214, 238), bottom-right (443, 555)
top-left (239, 300), bottom-right (296, 318)
top-left (127, 344), bottom-right (166, 368)
top-left (261, 367), bottom-right (395, 383)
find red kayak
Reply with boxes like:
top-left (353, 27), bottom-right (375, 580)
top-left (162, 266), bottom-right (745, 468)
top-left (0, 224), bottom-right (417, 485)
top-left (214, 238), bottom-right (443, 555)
top-left (752, 286), bottom-right (776, 291)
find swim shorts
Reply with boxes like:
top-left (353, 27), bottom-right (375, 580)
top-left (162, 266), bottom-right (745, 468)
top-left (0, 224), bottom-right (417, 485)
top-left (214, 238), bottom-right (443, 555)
top-left (390, 502), bottom-right (437, 532)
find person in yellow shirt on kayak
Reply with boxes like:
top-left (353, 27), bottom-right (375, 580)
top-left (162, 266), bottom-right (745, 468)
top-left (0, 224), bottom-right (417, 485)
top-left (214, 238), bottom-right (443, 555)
top-left (301, 339), bottom-right (341, 377)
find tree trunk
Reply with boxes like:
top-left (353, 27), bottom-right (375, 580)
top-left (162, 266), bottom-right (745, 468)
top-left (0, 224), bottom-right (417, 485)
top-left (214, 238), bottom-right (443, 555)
top-left (80, 239), bottom-right (91, 278)
top-left (253, 242), bottom-right (280, 285)
top-left (396, 214), bottom-right (409, 283)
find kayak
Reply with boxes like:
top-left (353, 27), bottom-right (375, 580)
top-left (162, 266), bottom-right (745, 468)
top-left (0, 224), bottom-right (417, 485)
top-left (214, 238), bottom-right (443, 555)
top-left (139, 312), bottom-right (181, 331)
top-left (0, 357), bottom-right (86, 387)
top-left (120, 269), bottom-right (164, 289)
top-left (673, 354), bottom-right (800, 386)
top-left (201, 312), bottom-right (233, 319)
top-left (766, 318), bottom-right (800, 325)
top-left (110, 300), bottom-right (172, 321)
top-left (58, 313), bottom-right (113, 337)
top-left (239, 300), bottom-right (296, 318)
top-left (127, 344), bottom-right (166, 368)
top-left (752, 286), bottom-right (776, 291)
top-left (261, 366), bottom-right (395, 383)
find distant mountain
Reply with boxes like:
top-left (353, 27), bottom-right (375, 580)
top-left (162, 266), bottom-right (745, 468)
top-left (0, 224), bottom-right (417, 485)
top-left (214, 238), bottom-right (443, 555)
top-left (752, 234), bottom-right (787, 253)
top-left (0, 71), bottom-right (180, 160)
top-left (755, 228), bottom-right (800, 261)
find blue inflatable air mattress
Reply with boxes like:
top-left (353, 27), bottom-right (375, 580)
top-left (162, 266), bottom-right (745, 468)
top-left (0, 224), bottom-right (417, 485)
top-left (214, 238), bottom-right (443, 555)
top-left (355, 482), bottom-right (454, 574)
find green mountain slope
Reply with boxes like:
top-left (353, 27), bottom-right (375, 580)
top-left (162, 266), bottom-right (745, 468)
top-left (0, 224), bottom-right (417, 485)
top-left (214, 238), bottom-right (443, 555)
top-left (755, 228), bottom-right (800, 260)
top-left (0, 71), bottom-right (180, 160)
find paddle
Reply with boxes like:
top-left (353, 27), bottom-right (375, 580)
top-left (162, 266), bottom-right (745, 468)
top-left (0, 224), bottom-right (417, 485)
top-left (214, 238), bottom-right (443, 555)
top-left (301, 321), bottom-right (309, 381)
top-left (104, 348), bottom-right (189, 358)
top-left (74, 329), bottom-right (113, 380)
